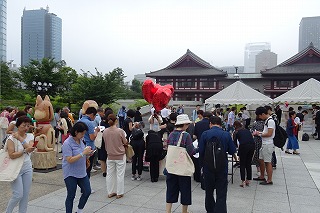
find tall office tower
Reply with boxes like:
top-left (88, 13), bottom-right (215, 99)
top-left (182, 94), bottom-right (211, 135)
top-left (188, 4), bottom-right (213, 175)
top-left (299, 16), bottom-right (320, 52)
top-left (21, 7), bottom-right (62, 66)
top-left (244, 42), bottom-right (271, 73)
top-left (0, 0), bottom-right (6, 62)
top-left (255, 50), bottom-right (277, 73)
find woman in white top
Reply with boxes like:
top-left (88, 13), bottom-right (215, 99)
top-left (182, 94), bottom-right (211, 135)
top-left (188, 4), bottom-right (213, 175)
top-left (5, 116), bottom-right (36, 213)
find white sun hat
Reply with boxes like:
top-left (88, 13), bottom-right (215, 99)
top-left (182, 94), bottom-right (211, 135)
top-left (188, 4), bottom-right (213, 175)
top-left (175, 114), bottom-right (192, 125)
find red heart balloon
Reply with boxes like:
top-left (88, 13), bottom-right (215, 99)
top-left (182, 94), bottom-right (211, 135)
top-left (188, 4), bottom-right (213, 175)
top-left (142, 80), bottom-right (158, 103)
top-left (152, 87), bottom-right (173, 112)
top-left (142, 80), bottom-right (174, 109)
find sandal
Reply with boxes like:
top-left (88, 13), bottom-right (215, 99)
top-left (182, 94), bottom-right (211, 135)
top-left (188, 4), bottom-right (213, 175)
top-left (108, 193), bottom-right (117, 198)
top-left (285, 151), bottom-right (292, 154)
top-left (116, 194), bottom-right (124, 199)
top-left (253, 177), bottom-right (266, 181)
top-left (293, 152), bottom-right (300, 155)
top-left (240, 181), bottom-right (246, 188)
top-left (260, 181), bottom-right (273, 185)
top-left (245, 180), bottom-right (250, 186)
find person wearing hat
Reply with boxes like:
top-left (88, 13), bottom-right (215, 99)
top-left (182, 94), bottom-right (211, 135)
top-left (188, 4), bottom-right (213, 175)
top-left (166, 114), bottom-right (198, 213)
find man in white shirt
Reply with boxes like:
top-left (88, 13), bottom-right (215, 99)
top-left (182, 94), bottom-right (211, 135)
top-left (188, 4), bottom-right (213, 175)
top-left (227, 107), bottom-right (236, 133)
top-left (161, 105), bottom-right (171, 121)
top-left (253, 107), bottom-right (275, 185)
top-left (191, 105), bottom-right (201, 123)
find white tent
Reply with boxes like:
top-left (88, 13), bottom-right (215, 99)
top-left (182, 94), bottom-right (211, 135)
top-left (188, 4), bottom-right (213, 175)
top-left (274, 78), bottom-right (320, 103)
top-left (205, 81), bottom-right (273, 105)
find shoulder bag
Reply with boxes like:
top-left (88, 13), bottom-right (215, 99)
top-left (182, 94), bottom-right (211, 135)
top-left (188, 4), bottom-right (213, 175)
top-left (165, 131), bottom-right (195, 177)
top-left (0, 136), bottom-right (25, 182)
top-left (94, 121), bottom-right (103, 149)
top-left (125, 144), bottom-right (135, 159)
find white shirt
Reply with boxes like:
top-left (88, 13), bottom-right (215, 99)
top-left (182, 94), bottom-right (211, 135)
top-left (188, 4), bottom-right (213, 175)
top-left (262, 116), bottom-right (275, 145)
top-left (161, 108), bottom-right (171, 119)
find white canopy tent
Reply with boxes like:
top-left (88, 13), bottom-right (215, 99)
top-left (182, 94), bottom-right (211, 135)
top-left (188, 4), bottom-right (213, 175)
top-left (274, 78), bottom-right (320, 103)
top-left (205, 81), bottom-right (273, 105)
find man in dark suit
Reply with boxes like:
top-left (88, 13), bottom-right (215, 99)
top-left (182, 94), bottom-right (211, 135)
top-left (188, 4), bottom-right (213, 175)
top-left (193, 111), bottom-right (211, 182)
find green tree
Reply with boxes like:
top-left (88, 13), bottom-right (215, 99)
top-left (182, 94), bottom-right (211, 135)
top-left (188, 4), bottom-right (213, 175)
top-left (18, 58), bottom-right (77, 97)
top-left (0, 62), bottom-right (19, 99)
top-left (70, 67), bottom-right (127, 106)
top-left (130, 79), bottom-right (142, 97)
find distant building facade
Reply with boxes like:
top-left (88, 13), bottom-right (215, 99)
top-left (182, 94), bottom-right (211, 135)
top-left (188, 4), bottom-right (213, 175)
top-left (0, 0), bottom-right (6, 62)
top-left (299, 16), bottom-right (320, 52)
top-left (219, 66), bottom-right (244, 74)
top-left (21, 7), bottom-right (62, 66)
top-left (255, 50), bottom-right (277, 72)
top-left (244, 42), bottom-right (271, 73)
top-left (146, 47), bottom-right (320, 102)
top-left (133, 74), bottom-right (148, 83)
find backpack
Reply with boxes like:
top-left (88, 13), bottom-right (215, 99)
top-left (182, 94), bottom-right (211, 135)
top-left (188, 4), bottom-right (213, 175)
top-left (302, 133), bottom-right (309, 141)
top-left (145, 130), bottom-right (163, 161)
top-left (203, 135), bottom-right (227, 173)
top-left (266, 118), bottom-right (288, 148)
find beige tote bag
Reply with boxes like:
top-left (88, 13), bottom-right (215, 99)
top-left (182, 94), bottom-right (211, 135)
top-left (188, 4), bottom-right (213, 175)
top-left (0, 136), bottom-right (25, 182)
top-left (165, 131), bottom-right (195, 177)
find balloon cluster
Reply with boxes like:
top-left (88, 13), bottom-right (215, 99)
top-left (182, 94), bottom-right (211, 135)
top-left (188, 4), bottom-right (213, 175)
top-left (142, 79), bottom-right (174, 112)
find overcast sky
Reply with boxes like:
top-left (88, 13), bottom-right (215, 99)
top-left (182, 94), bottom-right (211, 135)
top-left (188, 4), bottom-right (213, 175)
top-left (7, 0), bottom-right (320, 81)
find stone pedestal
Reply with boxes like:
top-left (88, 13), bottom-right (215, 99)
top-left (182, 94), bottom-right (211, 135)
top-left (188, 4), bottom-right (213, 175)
top-left (31, 151), bottom-right (57, 169)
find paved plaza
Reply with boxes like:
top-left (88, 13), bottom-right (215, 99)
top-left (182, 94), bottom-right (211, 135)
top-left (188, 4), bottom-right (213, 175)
top-left (3, 137), bottom-right (320, 213)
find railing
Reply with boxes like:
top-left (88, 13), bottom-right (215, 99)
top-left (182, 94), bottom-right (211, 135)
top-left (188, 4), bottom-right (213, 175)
top-left (263, 85), bottom-right (295, 91)
top-left (175, 86), bottom-right (224, 91)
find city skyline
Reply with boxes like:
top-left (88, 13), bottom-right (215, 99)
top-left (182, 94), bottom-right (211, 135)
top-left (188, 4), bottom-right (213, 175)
top-left (6, 0), bottom-right (320, 81)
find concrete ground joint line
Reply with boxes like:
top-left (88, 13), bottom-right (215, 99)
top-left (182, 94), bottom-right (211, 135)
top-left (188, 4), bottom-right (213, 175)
top-left (279, 148), bottom-right (293, 213)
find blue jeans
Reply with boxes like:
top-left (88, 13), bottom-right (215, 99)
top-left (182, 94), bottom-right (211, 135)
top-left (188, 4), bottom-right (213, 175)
top-left (204, 169), bottom-right (228, 213)
top-left (287, 135), bottom-right (299, 150)
top-left (64, 176), bottom-right (91, 213)
top-left (6, 162), bottom-right (32, 213)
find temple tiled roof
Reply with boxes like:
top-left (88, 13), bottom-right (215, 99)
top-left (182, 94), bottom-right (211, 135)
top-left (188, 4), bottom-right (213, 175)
top-left (146, 49), bottom-right (227, 77)
top-left (261, 43), bottom-right (320, 75)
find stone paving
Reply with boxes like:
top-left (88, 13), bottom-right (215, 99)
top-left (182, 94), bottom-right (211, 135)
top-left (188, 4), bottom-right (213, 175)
top-left (5, 137), bottom-right (320, 213)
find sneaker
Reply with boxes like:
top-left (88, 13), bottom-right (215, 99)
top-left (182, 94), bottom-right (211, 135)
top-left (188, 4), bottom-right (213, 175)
top-left (93, 165), bottom-right (101, 170)
top-left (131, 175), bottom-right (136, 181)
top-left (91, 189), bottom-right (95, 194)
top-left (91, 168), bottom-right (97, 173)
top-left (137, 176), bottom-right (141, 181)
top-left (256, 171), bottom-right (261, 176)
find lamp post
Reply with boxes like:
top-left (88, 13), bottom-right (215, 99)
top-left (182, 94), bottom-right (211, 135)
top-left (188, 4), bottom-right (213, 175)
top-left (234, 66), bottom-right (239, 79)
top-left (32, 81), bottom-right (52, 97)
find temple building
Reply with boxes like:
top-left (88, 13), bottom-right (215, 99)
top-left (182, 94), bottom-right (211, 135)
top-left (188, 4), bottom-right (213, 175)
top-left (146, 45), bottom-right (320, 102)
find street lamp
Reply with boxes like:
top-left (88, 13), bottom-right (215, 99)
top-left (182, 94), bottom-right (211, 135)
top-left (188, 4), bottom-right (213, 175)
top-left (234, 66), bottom-right (239, 79)
top-left (32, 81), bottom-right (52, 97)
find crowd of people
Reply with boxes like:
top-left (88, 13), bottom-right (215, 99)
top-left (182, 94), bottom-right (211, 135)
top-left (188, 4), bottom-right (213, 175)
top-left (0, 103), bottom-right (315, 213)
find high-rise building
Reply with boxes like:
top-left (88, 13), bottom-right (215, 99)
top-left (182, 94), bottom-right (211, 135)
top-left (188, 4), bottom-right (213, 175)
top-left (21, 7), bottom-right (62, 66)
top-left (244, 42), bottom-right (271, 73)
top-left (299, 16), bottom-right (320, 52)
top-left (0, 0), bottom-right (6, 62)
top-left (255, 50), bottom-right (277, 73)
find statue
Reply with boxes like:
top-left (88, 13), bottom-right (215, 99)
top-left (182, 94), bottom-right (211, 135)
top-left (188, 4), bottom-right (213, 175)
top-left (31, 95), bottom-right (56, 169)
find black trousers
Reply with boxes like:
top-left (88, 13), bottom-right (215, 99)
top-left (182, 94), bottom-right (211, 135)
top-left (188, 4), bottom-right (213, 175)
top-left (238, 143), bottom-right (255, 181)
top-left (149, 158), bottom-right (160, 180)
top-left (204, 169), bottom-right (228, 213)
top-left (192, 156), bottom-right (201, 182)
top-left (245, 118), bottom-right (251, 129)
top-left (131, 140), bottom-right (145, 176)
top-left (316, 124), bottom-right (320, 139)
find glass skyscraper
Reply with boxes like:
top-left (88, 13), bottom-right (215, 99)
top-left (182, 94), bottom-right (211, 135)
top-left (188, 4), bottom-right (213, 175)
top-left (299, 16), bottom-right (320, 52)
top-left (0, 0), bottom-right (6, 62)
top-left (21, 7), bottom-right (62, 66)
